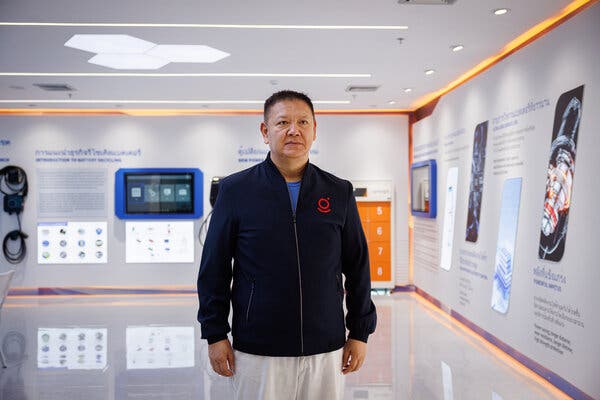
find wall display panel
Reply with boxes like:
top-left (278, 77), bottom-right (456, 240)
top-left (412, 5), bottom-right (600, 398)
top-left (115, 168), bottom-right (203, 220)
top-left (410, 160), bottom-right (437, 218)
top-left (125, 221), bottom-right (194, 263)
top-left (491, 177), bottom-right (523, 314)
top-left (538, 86), bottom-right (584, 262)
top-left (440, 167), bottom-right (458, 271)
top-left (465, 121), bottom-right (488, 243)
top-left (37, 221), bottom-right (107, 264)
top-left (0, 113), bottom-right (408, 288)
top-left (441, 361), bottom-right (454, 400)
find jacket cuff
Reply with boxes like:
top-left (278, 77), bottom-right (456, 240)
top-left (348, 332), bottom-right (369, 343)
top-left (206, 334), bottom-right (228, 345)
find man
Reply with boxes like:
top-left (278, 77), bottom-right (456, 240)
top-left (197, 90), bottom-right (376, 399)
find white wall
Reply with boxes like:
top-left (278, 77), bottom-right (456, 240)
top-left (0, 113), bottom-right (408, 288)
top-left (412, 4), bottom-right (599, 398)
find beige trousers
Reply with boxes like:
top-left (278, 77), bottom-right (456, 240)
top-left (231, 348), bottom-right (345, 400)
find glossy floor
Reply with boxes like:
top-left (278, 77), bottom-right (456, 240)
top-left (0, 293), bottom-right (567, 399)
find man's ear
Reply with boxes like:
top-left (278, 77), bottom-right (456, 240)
top-left (260, 122), bottom-right (269, 144)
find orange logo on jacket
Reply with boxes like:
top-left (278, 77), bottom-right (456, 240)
top-left (317, 197), bottom-right (332, 213)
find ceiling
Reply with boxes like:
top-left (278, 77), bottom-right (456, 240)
top-left (0, 0), bottom-right (575, 111)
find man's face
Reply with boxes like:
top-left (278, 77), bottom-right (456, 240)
top-left (260, 99), bottom-right (317, 162)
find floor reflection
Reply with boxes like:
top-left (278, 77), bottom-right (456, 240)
top-left (0, 293), bottom-right (567, 399)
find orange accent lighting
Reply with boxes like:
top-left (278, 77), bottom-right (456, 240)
top-left (412, 0), bottom-right (597, 110)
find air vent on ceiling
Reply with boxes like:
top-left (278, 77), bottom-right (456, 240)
top-left (398, 0), bottom-right (455, 4)
top-left (34, 83), bottom-right (76, 91)
top-left (346, 85), bottom-right (380, 93)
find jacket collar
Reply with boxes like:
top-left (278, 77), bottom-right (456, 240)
top-left (263, 152), bottom-right (314, 185)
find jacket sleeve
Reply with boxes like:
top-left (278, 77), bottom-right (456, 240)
top-left (341, 182), bottom-right (377, 343)
top-left (197, 180), bottom-right (237, 344)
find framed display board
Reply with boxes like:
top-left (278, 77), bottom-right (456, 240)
top-left (115, 168), bottom-right (203, 219)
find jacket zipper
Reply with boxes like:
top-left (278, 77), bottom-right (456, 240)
top-left (292, 213), bottom-right (304, 355)
top-left (246, 281), bottom-right (255, 323)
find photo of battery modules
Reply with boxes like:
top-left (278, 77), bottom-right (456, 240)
top-left (440, 167), bottom-right (458, 271)
top-left (539, 85), bottom-right (584, 262)
top-left (37, 327), bottom-right (108, 370)
top-left (126, 326), bottom-right (195, 369)
top-left (465, 121), bottom-right (488, 243)
top-left (491, 177), bottom-right (523, 314)
top-left (37, 221), bottom-right (108, 264)
top-left (125, 221), bottom-right (194, 263)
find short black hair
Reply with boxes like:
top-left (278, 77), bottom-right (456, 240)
top-left (263, 90), bottom-right (315, 122)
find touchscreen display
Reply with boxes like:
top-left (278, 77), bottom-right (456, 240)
top-left (411, 165), bottom-right (431, 213)
top-left (125, 173), bottom-right (194, 214)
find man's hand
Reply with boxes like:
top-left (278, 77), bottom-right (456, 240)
top-left (208, 339), bottom-right (235, 377)
top-left (341, 338), bottom-right (367, 375)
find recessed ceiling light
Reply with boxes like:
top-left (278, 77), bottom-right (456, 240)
top-left (425, 69), bottom-right (435, 75)
top-left (65, 34), bottom-right (155, 54)
top-left (493, 8), bottom-right (509, 15)
top-left (451, 45), bottom-right (464, 52)
top-left (403, 88), bottom-right (413, 93)
top-left (146, 45), bottom-right (230, 63)
top-left (88, 54), bottom-right (170, 70)
top-left (388, 100), bottom-right (396, 105)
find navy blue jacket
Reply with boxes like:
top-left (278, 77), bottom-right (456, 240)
top-left (197, 154), bottom-right (376, 356)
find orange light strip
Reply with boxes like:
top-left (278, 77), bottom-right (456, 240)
top-left (0, 108), bottom-right (411, 116)
top-left (411, 0), bottom-right (598, 110)
top-left (410, 292), bottom-right (571, 399)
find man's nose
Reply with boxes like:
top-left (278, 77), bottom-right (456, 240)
top-left (288, 122), bottom-right (300, 135)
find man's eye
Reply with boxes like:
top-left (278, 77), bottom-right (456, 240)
top-left (299, 120), bottom-right (309, 125)
top-left (276, 121), bottom-right (288, 126)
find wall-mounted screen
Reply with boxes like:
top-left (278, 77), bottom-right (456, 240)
top-left (115, 168), bottom-right (203, 219)
top-left (411, 160), bottom-right (437, 218)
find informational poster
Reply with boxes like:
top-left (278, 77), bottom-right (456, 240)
top-left (126, 326), bottom-right (195, 369)
top-left (37, 221), bottom-right (108, 264)
top-left (538, 85), bottom-right (584, 261)
top-left (37, 327), bottom-right (107, 370)
top-left (441, 361), bottom-right (454, 400)
top-left (440, 167), bottom-right (458, 271)
top-left (491, 178), bottom-right (522, 314)
top-left (37, 169), bottom-right (107, 218)
top-left (125, 221), bottom-right (194, 263)
top-left (465, 121), bottom-right (488, 243)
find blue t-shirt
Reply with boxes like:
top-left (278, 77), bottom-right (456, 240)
top-left (287, 181), bottom-right (301, 213)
